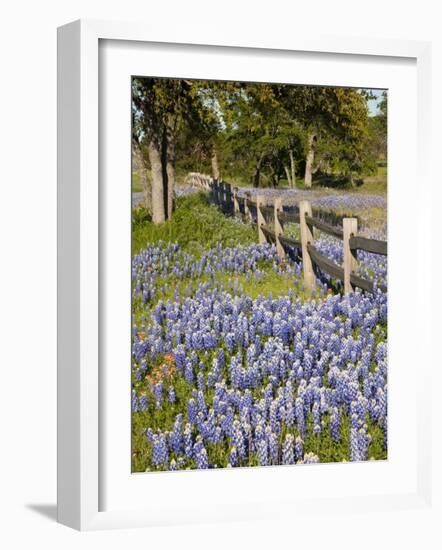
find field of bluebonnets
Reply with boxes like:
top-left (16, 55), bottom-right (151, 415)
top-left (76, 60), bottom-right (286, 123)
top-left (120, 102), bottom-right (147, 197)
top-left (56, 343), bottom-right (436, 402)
top-left (131, 189), bottom-right (387, 472)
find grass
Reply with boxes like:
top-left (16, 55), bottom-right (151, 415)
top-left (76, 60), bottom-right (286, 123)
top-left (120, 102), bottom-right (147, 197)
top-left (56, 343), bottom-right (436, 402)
top-left (132, 192), bottom-right (258, 256)
top-left (218, 168), bottom-right (386, 195)
top-left (355, 175), bottom-right (387, 195)
top-left (352, 164), bottom-right (387, 195)
top-left (132, 173), bottom-right (143, 193)
top-left (308, 164), bottom-right (387, 195)
top-left (131, 266), bottom-right (324, 328)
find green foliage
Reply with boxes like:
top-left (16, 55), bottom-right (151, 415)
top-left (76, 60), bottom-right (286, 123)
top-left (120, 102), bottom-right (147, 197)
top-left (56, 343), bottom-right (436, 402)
top-left (132, 207), bottom-right (151, 226)
top-left (132, 192), bottom-right (257, 255)
top-left (133, 77), bottom-right (388, 194)
top-left (355, 164), bottom-right (387, 195)
top-left (132, 173), bottom-right (142, 192)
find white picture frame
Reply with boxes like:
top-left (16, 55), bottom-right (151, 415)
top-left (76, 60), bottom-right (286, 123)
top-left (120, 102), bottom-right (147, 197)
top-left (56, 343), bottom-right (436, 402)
top-left (57, 19), bottom-right (433, 531)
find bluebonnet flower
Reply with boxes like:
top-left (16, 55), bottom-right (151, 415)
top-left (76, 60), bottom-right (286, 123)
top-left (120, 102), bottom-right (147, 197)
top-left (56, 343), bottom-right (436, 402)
top-left (350, 427), bottom-right (360, 461)
top-left (152, 433), bottom-right (169, 467)
top-left (193, 436), bottom-right (209, 469)
top-left (229, 446), bottom-right (239, 467)
top-left (303, 452), bottom-right (320, 464)
top-left (183, 423), bottom-right (193, 458)
top-left (269, 400), bottom-right (280, 435)
top-left (132, 240), bottom-right (387, 472)
top-left (267, 430), bottom-right (278, 464)
top-left (232, 420), bottom-right (246, 460)
top-left (197, 390), bottom-right (207, 416)
top-left (131, 390), bottom-right (138, 413)
top-left (358, 427), bottom-right (370, 461)
top-left (257, 439), bottom-right (268, 466)
top-left (226, 332), bottom-right (235, 353)
top-left (295, 397), bottom-right (306, 437)
top-left (295, 436), bottom-right (304, 462)
top-left (187, 398), bottom-right (197, 424)
top-left (168, 386), bottom-right (176, 404)
top-left (139, 394), bottom-right (148, 411)
top-left (185, 359), bottom-right (194, 384)
top-left (312, 401), bottom-right (321, 435)
top-left (282, 434), bottom-right (295, 465)
top-left (170, 414), bottom-right (183, 455)
top-left (154, 381), bottom-right (163, 409)
top-left (145, 427), bottom-right (154, 443)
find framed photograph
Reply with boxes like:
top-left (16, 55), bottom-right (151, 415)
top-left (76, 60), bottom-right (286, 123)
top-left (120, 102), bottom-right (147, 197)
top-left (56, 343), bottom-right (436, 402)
top-left (57, 19), bottom-right (432, 530)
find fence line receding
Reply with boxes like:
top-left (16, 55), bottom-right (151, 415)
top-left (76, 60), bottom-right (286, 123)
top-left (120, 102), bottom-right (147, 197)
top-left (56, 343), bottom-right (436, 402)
top-left (208, 179), bottom-right (387, 295)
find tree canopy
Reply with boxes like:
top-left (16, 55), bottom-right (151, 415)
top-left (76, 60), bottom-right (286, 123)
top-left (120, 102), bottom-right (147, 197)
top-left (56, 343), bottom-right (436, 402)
top-left (132, 78), bottom-right (387, 222)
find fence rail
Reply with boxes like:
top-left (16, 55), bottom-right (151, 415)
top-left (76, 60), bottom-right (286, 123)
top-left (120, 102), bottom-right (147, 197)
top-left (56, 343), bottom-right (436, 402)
top-left (279, 234), bottom-right (301, 249)
top-left (209, 179), bottom-right (387, 295)
top-left (349, 235), bottom-right (387, 256)
top-left (261, 225), bottom-right (276, 241)
top-left (305, 216), bottom-right (344, 240)
top-left (307, 244), bottom-right (345, 281)
top-left (278, 211), bottom-right (301, 224)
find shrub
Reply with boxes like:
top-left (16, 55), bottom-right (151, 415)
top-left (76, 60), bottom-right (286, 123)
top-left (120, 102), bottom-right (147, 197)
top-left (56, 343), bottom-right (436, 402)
top-left (132, 192), bottom-right (257, 255)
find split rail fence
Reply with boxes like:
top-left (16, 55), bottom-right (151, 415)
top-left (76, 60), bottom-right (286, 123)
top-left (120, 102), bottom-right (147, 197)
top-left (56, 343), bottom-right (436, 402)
top-left (209, 179), bottom-right (387, 294)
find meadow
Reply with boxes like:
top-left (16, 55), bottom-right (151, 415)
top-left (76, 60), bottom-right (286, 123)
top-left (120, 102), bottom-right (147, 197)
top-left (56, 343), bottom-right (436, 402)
top-left (131, 191), bottom-right (388, 472)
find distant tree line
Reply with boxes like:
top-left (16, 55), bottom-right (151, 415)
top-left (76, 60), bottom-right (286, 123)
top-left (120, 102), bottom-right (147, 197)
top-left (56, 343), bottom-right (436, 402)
top-left (132, 78), bottom-right (387, 223)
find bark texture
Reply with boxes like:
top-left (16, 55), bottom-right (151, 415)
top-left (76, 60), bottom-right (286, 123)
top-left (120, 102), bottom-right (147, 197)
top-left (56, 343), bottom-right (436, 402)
top-left (289, 149), bottom-right (296, 188)
top-left (304, 133), bottom-right (316, 188)
top-left (132, 139), bottom-right (152, 211)
top-left (253, 156), bottom-right (264, 188)
top-left (149, 139), bottom-right (165, 224)
top-left (166, 133), bottom-right (176, 220)
top-left (284, 165), bottom-right (292, 188)
top-left (211, 146), bottom-right (220, 181)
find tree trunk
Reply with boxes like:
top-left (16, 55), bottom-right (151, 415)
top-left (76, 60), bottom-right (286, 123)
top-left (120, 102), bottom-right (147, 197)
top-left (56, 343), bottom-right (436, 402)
top-left (211, 145), bottom-right (220, 181)
top-left (148, 139), bottom-right (165, 224)
top-left (289, 149), bottom-right (296, 189)
top-left (284, 165), bottom-right (292, 188)
top-left (162, 117), bottom-right (177, 220)
top-left (132, 139), bottom-right (151, 211)
top-left (166, 135), bottom-right (175, 219)
top-left (253, 156), bottom-right (263, 188)
top-left (268, 165), bottom-right (277, 188)
top-left (304, 133), bottom-right (316, 188)
top-left (141, 169), bottom-right (151, 212)
top-left (161, 131), bottom-right (169, 220)
top-left (253, 167), bottom-right (261, 188)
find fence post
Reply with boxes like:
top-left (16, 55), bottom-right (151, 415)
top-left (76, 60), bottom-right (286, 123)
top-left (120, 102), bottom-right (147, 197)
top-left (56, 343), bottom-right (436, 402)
top-left (212, 179), bottom-right (218, 205)
top-left (299, 200), bottom-right (316, 292)
top-left (343, 218), bottom-right (358, 294)
top-left (256, 195), bottom-right (266, 244)
top-left (225, 183), bottom-right (232, 214)
top-left (216, 179), bottom-right (221, 205)
top-left (220, 180), bottom-right (226, 208)
top-left (233, 187), bottom-right (240, 217)
top-left (244, 192), bottom-right (252, 222)
top-left (274, 198), bottom-right (285, 260)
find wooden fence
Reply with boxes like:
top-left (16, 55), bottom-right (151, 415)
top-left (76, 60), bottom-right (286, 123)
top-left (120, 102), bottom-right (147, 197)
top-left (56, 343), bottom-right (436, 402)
top-left (184, 172), bottom-right (213, 190)
top-left (210, 179), bottom-right (387, 294)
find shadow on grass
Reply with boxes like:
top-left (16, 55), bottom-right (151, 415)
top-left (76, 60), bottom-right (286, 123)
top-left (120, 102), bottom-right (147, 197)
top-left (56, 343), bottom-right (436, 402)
top-left (313, 172), bottom-right (363, 189)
